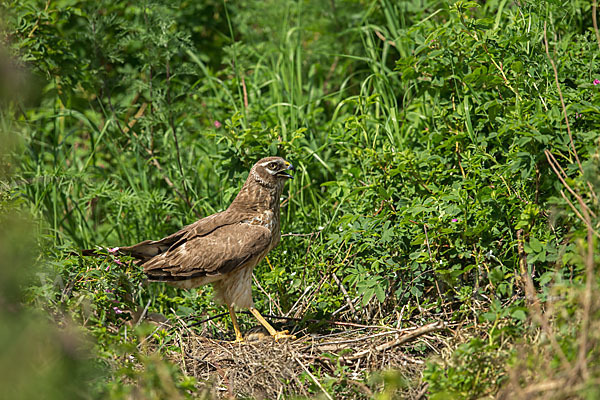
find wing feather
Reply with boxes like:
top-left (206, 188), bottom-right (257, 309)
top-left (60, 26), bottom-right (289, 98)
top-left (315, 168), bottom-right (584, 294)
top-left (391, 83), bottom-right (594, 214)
top-left (118, 210), bottom-right (253, 262)
top-left (142, 223), bottom-right (271, 281)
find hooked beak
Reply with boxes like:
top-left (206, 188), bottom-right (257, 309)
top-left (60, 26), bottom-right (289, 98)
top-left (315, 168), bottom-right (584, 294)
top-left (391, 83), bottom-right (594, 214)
top-left (277, 162), bottom-right (295, 179)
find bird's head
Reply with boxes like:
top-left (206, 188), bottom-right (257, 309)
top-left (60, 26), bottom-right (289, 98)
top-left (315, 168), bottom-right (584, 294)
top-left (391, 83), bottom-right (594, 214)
top-left (251, 156), bottom-right (295, 187)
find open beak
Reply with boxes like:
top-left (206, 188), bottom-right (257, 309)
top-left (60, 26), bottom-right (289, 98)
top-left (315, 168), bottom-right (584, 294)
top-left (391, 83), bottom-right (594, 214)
top-left (277, 162), bottom-right (295, 179)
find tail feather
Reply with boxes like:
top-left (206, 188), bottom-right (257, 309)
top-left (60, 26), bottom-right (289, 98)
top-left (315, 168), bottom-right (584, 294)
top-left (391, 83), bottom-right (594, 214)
top-left (79, 231), bottom-right (185, 263)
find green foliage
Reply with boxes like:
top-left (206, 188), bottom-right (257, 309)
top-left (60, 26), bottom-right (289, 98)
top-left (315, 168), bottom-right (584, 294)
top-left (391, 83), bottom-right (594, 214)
top-left (424, 337), bottom-right (509, 399)
top-left (2, 0), bottom-right (600, 398)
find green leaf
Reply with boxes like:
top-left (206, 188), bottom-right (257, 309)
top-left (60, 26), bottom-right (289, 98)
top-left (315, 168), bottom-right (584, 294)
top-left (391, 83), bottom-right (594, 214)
top-left (374, 285), bottom-right (386, 303)
top-left (511, 309), bottom-right (527, 321)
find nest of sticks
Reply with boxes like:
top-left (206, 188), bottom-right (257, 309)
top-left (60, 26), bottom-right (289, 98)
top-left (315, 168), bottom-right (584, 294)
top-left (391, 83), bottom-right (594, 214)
top-left (152, 314), bottom-right (447, 399)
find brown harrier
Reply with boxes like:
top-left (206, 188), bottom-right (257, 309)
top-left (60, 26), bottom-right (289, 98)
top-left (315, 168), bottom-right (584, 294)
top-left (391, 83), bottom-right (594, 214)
top-left (90, 157), bottom-right (296, 342)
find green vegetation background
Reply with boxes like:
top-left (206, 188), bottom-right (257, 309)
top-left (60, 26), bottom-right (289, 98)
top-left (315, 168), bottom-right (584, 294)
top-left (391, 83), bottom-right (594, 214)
top-left (1, 0), bottom-right (599, 398)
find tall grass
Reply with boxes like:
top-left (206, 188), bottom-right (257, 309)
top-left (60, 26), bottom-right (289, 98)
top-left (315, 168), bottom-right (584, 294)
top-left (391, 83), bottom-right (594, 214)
top-left (2, 0), bottom-right (599, 397)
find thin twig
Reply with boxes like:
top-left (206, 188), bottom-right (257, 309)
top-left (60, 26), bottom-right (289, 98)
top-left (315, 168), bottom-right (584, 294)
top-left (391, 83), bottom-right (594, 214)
top-left (281, 182), bottom-right (312, 207)
top-left (293, 355), bottom-right (334, 400)
top-left (253, 274), bottom-right (285, 315)
top-left (424, 223), bottom-right (432, 259)
top-left (187, 312), bottom-right (229, 328)
top-left (373, 29), bottom-right (397, 47)
top-left (516, 229), bottom-right (571, 371)
top-left (122, 102), bottom-right (147, 134)
top-left (544, 150), bottom-right (596, 219)
top-left (345, 321), bottom-right (446, 361)
top-left (282, 232), bottom-right (317, 237)
top-left (543, 22), bottom-right (597, 201)
top-left (593, 1), bottom-right (600, 51)
top-left (332, 272), bottom-right (357, 314)
top-left (241, 74), bottom-right (248, 109)
top-left (576, 197), bottom-right (594, 380)
top-left (135, 298), bottom-right (152, 328)
top-left (166, 59), bottom-right (195, 213)
top-left (522, 379), bottom-right (565, 395)
top-left (415, 383), bottom-right (429, 400)
top-left (557, 189), bottom-right (600, 239)
top-left (314, 329), bottom-right (407, 348)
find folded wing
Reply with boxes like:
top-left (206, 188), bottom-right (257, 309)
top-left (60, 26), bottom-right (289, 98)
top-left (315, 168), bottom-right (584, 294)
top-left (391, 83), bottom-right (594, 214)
top-left (117, 211), bottom-right (249, 262)
top-left (142, 223), bottom-right (271, 281)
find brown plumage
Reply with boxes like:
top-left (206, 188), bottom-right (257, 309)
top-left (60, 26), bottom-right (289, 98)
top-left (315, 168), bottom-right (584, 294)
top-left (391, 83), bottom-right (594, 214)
top-left (89, 156), bottom-right (296, 342)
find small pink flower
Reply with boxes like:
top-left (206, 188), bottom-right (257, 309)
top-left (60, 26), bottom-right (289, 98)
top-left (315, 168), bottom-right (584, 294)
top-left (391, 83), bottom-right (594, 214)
top-left (114, 259), bottom-right (123, 265)
top-left (108, 247), bottom-right (119, 253)
top-left (213, 120), bottom-right (222, 128)
top-left (451, 218), bottom-right (458, 222)
top-left (113, 306), bottom-right (124, 314)
top-left (105, 264), bottom-right (111, 271)
top-left (594, 79), bottom-right (600, 85)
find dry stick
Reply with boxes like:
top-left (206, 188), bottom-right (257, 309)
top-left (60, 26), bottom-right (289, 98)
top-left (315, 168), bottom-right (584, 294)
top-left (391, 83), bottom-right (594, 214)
top-left (576, 196), bottom-right (595, 380)
top-left (128, 128), bottom-right (187, 197)
top-left (332, 272), bottom-right (357, 314)
top-left (127, 124), bottom-right (181, 192)
top-left (545, 152), bottom-right (599, 237)
top-left (543, 141), bottom-right (599, 379)
top-left (522, 380), bottom-right (565, 395)
top-left (345, 321), bottom-right (446, 361)
top-left (330, 295), bottom-right (360, 317)
top-left (374, 29), bottom-right (397, 47)
top-left (241, 74), bottom-right (249, 109)
top-left (122, 102), bottom-right (148, 134)
top-left (286, 284), bottom-right (315, 318)
top-left (135, 298), bottom-right (152, 328)
top-left (593, 1), bottom-right (600, 51)
top-left (424, 223), bottom-right (445, 302)
top-left (415, 383), bottom-right (429, 400)
top-left (558, 189), bottom-right (600, 239)
top-left (322, 56), bottom-right (339, 94)
top-left (280, 182), bottom-right (313, 208)
top-left (282, 232), bottom-right (318, 238)
top-left (543, 22), bottom-right (597, 201)
top-left (166, 59), bottom-right (196, 216)
top-left (187, 312), bottom-right (229, 328)
top-left (314, 329), bottom-right (410, 348)
top-left (546, 149), bottom-right (598, 376)
top-left (423, 223), bottom-right (432, 259)
top-left (293, 355), bottom-right (334, 400)
top-left (252, 274), bottom-right (285, 315)
top-left (516, 229), bottom-right (572, 371)
top-left (544, 150), bottom-right (596, 218)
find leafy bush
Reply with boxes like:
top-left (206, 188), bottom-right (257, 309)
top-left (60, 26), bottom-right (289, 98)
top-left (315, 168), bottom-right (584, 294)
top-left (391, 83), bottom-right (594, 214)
top-left (1, 0), bottom-right (599, 398)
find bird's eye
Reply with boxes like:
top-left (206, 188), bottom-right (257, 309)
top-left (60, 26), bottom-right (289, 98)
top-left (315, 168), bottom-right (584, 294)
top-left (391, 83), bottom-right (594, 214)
top-left (269, 163), bottom-right (277, 170)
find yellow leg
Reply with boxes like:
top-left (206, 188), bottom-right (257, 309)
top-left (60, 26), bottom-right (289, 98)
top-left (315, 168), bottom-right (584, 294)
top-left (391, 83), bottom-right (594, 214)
top-left (228, 305), bottom-right (244, 343)
top-left (249, 307), bottom-right (296, 341)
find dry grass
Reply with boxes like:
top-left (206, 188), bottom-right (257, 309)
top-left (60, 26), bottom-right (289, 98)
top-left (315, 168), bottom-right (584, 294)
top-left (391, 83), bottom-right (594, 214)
top-left (143, 316), bottom-right (447, 399)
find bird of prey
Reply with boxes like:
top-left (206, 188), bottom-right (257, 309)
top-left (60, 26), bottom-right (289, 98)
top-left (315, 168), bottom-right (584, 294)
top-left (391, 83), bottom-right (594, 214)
top-left (91, 157), bottom-right (296, 342)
